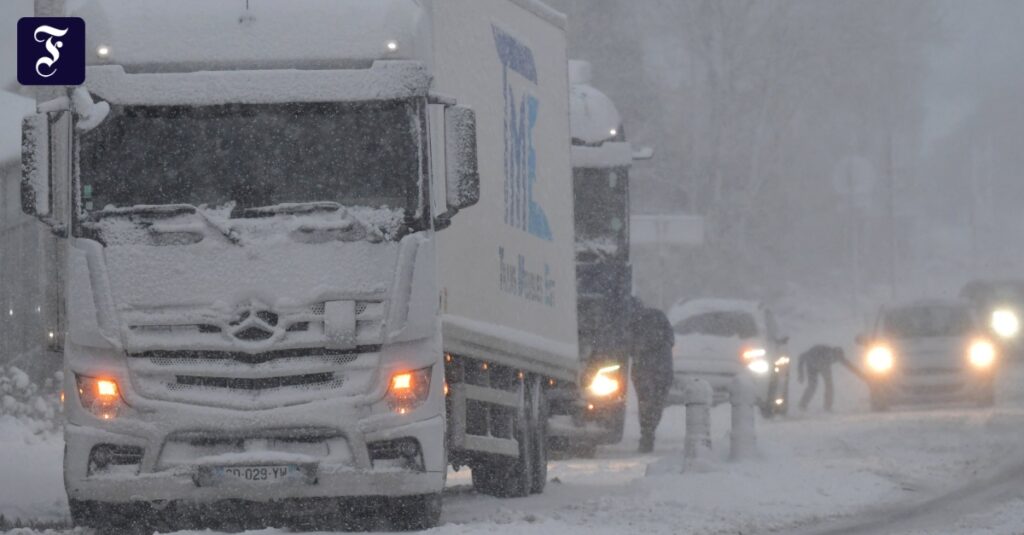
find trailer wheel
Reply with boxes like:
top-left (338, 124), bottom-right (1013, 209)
top-left (529, 376), bottom-right (548, 494)
top-left (386, 493), bottom-right (443, 531)
top-left (471, 380), bottom-right (534, 498)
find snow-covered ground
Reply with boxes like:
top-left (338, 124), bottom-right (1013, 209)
top-left (5, 360), bottom-right (1024, 534)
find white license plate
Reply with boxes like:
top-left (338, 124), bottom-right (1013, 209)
top-left (215, 465), bottom-right (300, 483)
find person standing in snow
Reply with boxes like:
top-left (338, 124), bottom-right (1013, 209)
top-left (630, 299), bottom-right (675, 453)
top-left (797, 344), bottom-right (862, 411)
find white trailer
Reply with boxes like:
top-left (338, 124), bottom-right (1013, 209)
top-left (17, 0), bottom-right (577, 530)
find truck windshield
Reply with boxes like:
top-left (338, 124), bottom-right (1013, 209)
top-left (574, 168), bottom-right (628, 257)
top-left (79, 99), bottom-right (423, 219)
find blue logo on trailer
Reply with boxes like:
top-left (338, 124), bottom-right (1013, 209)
top-left (493, 25), bottom-right (552, 241)
top-left (17, 17), bottom-right (86, 86)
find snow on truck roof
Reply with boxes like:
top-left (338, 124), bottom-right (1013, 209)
top-left (668, 298), bottom-right (763, 325)
top-left (70, 0), bottom-right (425, 72)
top-left (569, 60), bottom-right (632, 169)
top-left (569, 61), bottom-right (623, 146)
top-left (86, 61), bottom-right (431, 106)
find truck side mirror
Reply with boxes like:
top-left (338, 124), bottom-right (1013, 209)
top-left (445, 105), bottom-right (480, 212)
top-left (21, 113), bottom-right (52, 219)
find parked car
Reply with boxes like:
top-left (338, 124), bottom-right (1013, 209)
top-left (858, 300), bottom-right (997, 411)
top-left (960, 279), bottom-right (1024, 357)
top-left (666, 299), bottom-right (791, 417)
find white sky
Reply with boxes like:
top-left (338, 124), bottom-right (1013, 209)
top-left (1, 1), bottom-right (1022, 153)
top-left (924, 0), bottom-right (1024, 145)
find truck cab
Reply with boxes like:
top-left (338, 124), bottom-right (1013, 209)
top-left (548, 60), bottom-right (650, 453)
top-left (18, 0), bottom-right (522, 530)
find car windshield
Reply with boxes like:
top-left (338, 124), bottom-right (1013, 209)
top-left (574, 168), bottom-right (628, 257)
top-left (883, 305), bottom-right (975, 338)
top-left (78, 99), bottom-right (423, 218)
top-left (675, 311), bottom-right (760, 339)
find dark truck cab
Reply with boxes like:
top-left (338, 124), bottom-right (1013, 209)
top-left (547, 61), bottom-right (652, 454)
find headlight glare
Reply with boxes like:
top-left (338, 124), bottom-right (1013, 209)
top-left (866, 346), bottom-right (895, 373)
top-left (747, 359), bottom-right (770, 374)
top-left (742, 347), bottom-right (767, 361)
top-left (969, 339), bottom-right (997, 368)
top-left (991, 309), bottom-right (1020, 339)
top-left (587, 364), bottom-right (622, 398)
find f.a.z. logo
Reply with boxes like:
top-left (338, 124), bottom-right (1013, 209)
top-left (493, 25), bottom-right (552, 241)
top-left (17, 17), bottom-right (86, 86)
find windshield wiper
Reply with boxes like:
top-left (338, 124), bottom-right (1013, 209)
top-left (91, 204), bottom-right (241, 246)
top-left (234, 202), bottom-right (343, 219)
top-left (92, 204), bottom-right (198, 219)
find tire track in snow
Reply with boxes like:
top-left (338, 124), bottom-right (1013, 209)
top-left (792, 456), bottom-right (1024, 535)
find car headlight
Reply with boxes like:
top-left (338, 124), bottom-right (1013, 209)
top-left (75, 375), bottom-right (123, 420)
top-left (587, 364), bottom-right (622, 398)
top-left (991, 309), bottom-right (1020, 340)
top-left (866, 346), bottom-right (895, 373)
top-left (969, 339), bottom-right (997, 368)
top-left (774, 356), bottom-right (790, 366)
top-left (747, 359), bottom-right (770, 374)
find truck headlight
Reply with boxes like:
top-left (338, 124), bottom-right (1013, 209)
top-left (866, 346), bottom-right (895, 373)
top-left (747, 359), bottom-right (770, 374)
top-left (587, 364), bottom-right (622, 398)
top-left (387, 368), bottom-right (432, 414)
top-left (75, 376), bottom-right (123, 420)
top-left (742, 347), bottom-right (767, 361)
top-left (969, 339), bottom-right (997, 369)
top-left (991, 309), bottom-right (1020, 340)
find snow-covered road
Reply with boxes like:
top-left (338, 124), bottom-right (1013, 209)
top-left (4, 362), bottom-right (1024, 534)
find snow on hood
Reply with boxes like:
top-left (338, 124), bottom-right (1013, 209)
top-left (668, 298), bottom-right (763, 326)
top-left (673, 333), bottom-right (752, 362)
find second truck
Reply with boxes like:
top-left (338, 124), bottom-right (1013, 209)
top-left (547, 60), bottom-right (651, 456)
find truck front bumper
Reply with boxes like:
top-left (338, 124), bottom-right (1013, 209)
top-left (65, 412), bottom-right (446, 504)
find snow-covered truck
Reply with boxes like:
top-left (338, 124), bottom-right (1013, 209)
top-left (19, 0), bottom-right (576, 530)
top-left (547, 61), bottom-right (650, 455)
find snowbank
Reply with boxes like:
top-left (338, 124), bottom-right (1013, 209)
top-left (0, 417), bottom-right (66, 524)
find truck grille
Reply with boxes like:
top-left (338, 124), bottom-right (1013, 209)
top-left (125, 300), bottom-right (386, 351)
top-left (127, 348), bottom-right (381, 409)
top-left (174, 372), bottom-right (336, 391)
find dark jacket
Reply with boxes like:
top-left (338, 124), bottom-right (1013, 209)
top-left (631, 306), bottom-right (674, 382)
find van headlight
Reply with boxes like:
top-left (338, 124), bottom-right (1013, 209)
top-left (866, 346), bottom-right (895, 374)
top-left (991, 309), bottom-right (1020, 340)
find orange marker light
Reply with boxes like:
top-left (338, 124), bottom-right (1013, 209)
top-left (391, 372), bottom-right (413, 391)
top-left (97, 379), bottom-right (119, 398)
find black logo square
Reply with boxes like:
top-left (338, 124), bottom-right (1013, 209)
top-left (17, 17), bottom-right (86, 86)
